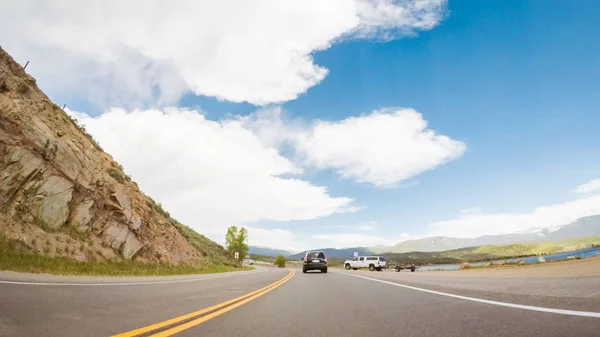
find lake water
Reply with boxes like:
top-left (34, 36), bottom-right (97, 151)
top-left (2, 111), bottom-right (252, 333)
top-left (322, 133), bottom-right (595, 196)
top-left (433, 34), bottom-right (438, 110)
top-left (419, 246), bottom-right (600, 271)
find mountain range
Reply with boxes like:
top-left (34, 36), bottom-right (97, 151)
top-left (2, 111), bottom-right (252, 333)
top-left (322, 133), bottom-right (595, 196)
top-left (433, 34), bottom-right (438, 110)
top-left (248, 246), bottom-right (296, 257)
top-left (288, 214), bottom-right (600, 259)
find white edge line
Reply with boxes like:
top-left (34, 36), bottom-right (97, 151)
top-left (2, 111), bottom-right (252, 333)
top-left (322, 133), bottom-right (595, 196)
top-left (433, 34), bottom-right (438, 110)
top-left (335, 271), bottom-right (600, 318)
top-left (0, 268), bottom-right (267, 286)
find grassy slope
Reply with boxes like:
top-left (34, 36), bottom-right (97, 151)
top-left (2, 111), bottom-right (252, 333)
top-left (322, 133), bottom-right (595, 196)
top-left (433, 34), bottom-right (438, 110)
top-left (0, 236), bottom-right (242, 276)
top-left (145, 196), bottom-right (235, 267)
top-left (382, 237), bottom-right (600, 265)
top-left (171, 220), bottom-right (234, 266)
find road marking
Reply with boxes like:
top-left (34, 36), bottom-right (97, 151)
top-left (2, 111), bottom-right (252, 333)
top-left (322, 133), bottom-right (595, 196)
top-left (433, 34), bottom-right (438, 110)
top-left (0, 268), bottom-right (266, 286)
top-left (336, 272), bottom-right (600, 318)
top-left (149, 269), bottom-right (295, 337)
top-left (113, 269), bottom-right (294, 337)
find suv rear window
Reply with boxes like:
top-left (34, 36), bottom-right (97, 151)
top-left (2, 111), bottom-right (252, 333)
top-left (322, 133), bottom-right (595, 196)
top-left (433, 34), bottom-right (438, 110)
top-left (307, 252), bottom-right (325, 259)
top-left (379, 257), bottom-right (386, 261)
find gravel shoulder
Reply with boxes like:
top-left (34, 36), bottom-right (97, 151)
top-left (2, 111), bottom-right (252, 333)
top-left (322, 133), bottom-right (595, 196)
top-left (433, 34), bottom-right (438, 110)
top-left (422, 255), bottom-right (600, 279)
top-left (338, 256), bottom-right (600, 311)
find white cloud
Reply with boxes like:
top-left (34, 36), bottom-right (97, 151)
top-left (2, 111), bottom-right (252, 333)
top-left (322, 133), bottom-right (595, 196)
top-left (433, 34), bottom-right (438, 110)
top-left (573, 178), bottom-right (600, 194)
top-left (294, 108), bottom-right (465, 187)
top-left (353, 0), bottom-right (446, 39)
top-left (428, 194), bottom-right (600, 238)
top-left (244, 107), bottom-right (465, 187)
top-left (0, 0), bottom-right (445, 107)
top-left (68, 107), bottom-right (354, 241)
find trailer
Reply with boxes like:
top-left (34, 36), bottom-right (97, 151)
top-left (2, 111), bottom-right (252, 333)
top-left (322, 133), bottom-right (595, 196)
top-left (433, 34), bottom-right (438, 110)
top-left (393, 264), bottom-right (420, 272)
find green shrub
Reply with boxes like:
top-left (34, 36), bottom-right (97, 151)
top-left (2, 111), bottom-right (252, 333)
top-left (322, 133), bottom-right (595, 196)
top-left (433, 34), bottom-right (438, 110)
top-left (0, 78), bottom-right (8, 93)
top-left (107, 168), bottom-right (125, 184)
top-left (275, 254), bottom-right (286, 268)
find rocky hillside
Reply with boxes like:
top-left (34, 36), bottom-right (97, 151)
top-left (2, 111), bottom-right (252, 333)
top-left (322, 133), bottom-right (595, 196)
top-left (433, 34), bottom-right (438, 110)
top-left (0, 47), bottom-right (229, 266)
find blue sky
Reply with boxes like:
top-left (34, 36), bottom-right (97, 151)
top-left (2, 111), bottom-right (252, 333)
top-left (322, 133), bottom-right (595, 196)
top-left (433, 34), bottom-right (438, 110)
top-left (186, 0), bottom-right (600, 247)
top-left (3, 1), bottom-right (600, 250)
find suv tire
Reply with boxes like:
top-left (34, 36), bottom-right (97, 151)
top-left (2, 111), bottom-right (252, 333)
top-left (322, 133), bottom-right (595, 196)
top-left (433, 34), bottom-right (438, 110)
top-left (322, 268), bottom-right (328, 273)
top-left (303, 268), bottom-right (307, 273)
top-left (369, 264), bottom-right (375, 271)
top-left (345, 264), bottom-right (351, 270)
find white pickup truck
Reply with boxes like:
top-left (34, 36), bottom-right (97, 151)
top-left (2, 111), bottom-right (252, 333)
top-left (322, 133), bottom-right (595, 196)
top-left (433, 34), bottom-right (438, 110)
top-left (344, 256), bottom-right (386, 271)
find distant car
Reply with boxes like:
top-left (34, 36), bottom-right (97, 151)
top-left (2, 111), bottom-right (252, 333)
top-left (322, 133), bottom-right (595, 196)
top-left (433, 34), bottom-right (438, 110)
top-left (303, 251), bottom-right (328, 273)
top-left (344, 256), bottom-right (386, 271)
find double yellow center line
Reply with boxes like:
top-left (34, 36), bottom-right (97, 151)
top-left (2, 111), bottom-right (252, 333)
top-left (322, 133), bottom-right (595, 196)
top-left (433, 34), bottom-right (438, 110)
top-left (113, 269), bottom-right (295, 337)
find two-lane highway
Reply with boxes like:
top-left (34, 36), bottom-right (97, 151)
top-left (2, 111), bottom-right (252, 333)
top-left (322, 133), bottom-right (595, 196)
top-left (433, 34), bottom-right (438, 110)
top-left (0, 268), bottom-right (289, 336)
top-left (1, 267), bottom-right (599, 336)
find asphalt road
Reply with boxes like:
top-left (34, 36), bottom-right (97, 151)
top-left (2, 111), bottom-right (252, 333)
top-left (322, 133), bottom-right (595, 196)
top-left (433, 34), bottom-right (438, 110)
top-left (1, 267), bottom-right (599, 337)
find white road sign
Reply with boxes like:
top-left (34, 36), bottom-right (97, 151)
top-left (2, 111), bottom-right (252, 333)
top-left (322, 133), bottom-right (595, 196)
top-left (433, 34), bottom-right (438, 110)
top-left (354, 252), bottom-right (358, 257)
top-left (234, 252), bottom-right (239, 259)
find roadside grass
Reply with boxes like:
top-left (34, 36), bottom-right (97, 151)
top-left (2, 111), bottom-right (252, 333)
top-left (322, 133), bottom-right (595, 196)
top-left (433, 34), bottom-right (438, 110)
top-left (0, 236), bottom-right (248, 276)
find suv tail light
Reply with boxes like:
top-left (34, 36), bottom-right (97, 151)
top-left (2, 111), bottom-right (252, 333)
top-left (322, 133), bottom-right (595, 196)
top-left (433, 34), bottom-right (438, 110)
top-left (324, 257), bottom-right (328, 262)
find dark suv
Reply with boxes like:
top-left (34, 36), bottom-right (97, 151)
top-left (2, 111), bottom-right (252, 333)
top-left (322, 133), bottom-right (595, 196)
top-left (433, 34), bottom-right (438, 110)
top-left (302, 251), bottom-right (328, 273)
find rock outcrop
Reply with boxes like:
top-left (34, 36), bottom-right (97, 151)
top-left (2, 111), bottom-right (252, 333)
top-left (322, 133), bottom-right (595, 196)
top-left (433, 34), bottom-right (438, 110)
top-left (0, 47), bottom-right (222, 266)
top-left (459, 262), bottom-right (471, 270)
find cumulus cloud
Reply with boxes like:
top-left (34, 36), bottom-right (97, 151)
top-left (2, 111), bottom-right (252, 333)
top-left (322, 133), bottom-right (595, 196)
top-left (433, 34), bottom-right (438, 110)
top-left (295, 108), bottom-right (466, 187)
top-left (572, 178), bottom-right (600, 194)
top-left (0, 0), bottom-right (446, 107)
top-left (246, 107), bottom-right (466, 187)
top-left (68, 104), bottom-right (463, 246)
top-left (428, 194), bottom-right (600, 238)
top-left (68, 107), bottom-right (354, 240)
top-left (353, 0), bottom-right (446, 39)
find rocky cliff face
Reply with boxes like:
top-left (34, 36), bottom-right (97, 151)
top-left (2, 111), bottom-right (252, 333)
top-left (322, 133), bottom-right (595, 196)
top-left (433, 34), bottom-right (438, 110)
top-left (0, 47), bottom-right (215, 265)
